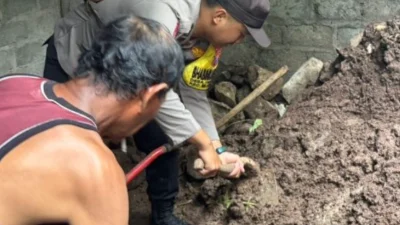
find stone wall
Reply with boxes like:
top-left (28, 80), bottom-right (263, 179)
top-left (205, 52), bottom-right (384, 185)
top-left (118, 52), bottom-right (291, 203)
top-left (0, 0), bottom-right (61, 76)
top-left (221, 0), bottom-right (400, 76)
top-left (1, 0), bottom-right (400, 76)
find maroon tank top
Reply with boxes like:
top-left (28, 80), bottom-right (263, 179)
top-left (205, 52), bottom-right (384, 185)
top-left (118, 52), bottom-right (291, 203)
top-left (0, 74), bottom-right (97, 160)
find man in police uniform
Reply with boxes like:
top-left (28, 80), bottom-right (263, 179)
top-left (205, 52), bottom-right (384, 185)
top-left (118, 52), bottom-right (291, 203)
top-left (43, 0), bottom-right (271, 224)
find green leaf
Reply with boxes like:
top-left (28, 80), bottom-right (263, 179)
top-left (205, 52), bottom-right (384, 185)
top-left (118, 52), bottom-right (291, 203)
top-left (249, 119), bottom-right (263, 134)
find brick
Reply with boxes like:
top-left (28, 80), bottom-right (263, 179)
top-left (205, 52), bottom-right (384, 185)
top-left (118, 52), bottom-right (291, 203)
top-left (28, 10), bottom-right (60, 40)
top-left (14, 60), bottom-right (45, 75)
top-left (0, 21), bottom-right (29, 48)
top-left (284, 25), bottom-right (333, 47)
top-left (336, 27), bottom-right (365, 49)
top-left (264, 24), bottom-right (284, 45)
top-left (282, 57), bottom-right (324, 103)
top-left (314, 0), bottom-right (361, 20)
top-left (269, 0), bottom-right (311, 21)
top-left (0, 48), bottom-right (15, 74)
top-left (3, 0), bottom-right (37, 20)
top-left (16, 41), bottom-right (46, 67)
top-left (256, 49), bottom-right (309, 78)
top-left (39, 0), bottom-right (59, 10)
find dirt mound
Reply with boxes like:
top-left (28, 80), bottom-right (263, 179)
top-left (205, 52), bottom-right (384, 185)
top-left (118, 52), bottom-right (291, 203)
top-left (174, 17), bottom-right (400, 225)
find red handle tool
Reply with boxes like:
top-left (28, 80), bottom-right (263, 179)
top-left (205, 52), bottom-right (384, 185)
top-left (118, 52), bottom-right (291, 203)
top-left (125, 144), bottom-right (172, 184)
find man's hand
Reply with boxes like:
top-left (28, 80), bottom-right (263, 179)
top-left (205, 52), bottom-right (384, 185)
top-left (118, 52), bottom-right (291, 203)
top-left (188, 130), bottom-right (222, 177)
top-left (219, 152), bottom-right (245, 178)
top-left (212, 140), bottom-right (245, 178)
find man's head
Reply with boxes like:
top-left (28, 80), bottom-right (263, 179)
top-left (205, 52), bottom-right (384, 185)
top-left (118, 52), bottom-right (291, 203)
top-left (74, 15), bottom-right (184, 139)
top-left (198, 0), bottom-right (270, 48)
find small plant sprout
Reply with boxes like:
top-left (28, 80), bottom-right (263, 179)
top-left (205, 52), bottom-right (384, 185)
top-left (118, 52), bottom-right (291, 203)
top-left (249, 119), bottom-right (263, 134)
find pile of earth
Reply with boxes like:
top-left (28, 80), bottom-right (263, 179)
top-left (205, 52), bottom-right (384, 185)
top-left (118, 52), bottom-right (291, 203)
top-left (121, 17), bottom-right (400, 225)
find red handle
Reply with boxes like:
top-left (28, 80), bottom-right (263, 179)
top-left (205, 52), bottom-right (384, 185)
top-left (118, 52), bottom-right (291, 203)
top-left (125, 145), bottom-right (170, 184)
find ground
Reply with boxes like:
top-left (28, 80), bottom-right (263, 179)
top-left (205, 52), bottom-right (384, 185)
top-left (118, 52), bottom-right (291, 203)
top-left (117, 17), bottom-right (400, 225)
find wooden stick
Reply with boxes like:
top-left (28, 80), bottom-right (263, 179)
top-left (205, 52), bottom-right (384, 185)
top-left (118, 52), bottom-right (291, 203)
top-left (216, 65), bottom-right (289, 129)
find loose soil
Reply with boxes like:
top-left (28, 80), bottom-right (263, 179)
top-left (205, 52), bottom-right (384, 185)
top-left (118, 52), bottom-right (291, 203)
top-left (119, 17), bottom-right (400, 225)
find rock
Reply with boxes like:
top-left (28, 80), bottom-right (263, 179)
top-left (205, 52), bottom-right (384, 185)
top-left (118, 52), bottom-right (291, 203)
top-left (214, 81), bottom-right (237, 108)
top-left (236, 84), bottom-right (251, 103)
top-left (221, 70), bottom-right (232, 80)
top-left (230, 74), bottom-right (245, 86)
top-left (244, 97), bottom-right (279, 119)
top-left (282, 57), bottom-right (324, 103)
top-left (224, 123), bottom-right (252, 135)
top-left (208, 99), bottom-right (244, 122)
top-left (274, 102), bottom-right (287, 118)
top-left (350, 32), bottom-right (364, 48)
top-left (247, 64), bottom-right (284, 100)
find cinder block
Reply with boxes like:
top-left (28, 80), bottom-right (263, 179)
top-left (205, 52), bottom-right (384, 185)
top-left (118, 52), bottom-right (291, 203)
top-left (314, 0), bottom-right (361, 20)
top-left (257, 49), bottom-right (309, 77)
top-left (16, 41), bottom-right (46, 67)
top-left (0, 21), bottom-right (29, 48)
top-left (3, 0), bottom-right (37, 20)
top-left (284, 25), bottom-right (333, 47)
top-left (264, 24), bottom-right (284, 44)
top-left (282, 57), bottom-right (324, 103)
top-left (0, 48), bottom-right (16, 74)
top-left (14, 60), bottom-right (45, 76)
top-left (362, 1), bottom-right (400, 20)
top-left (269, 0), bottom-right (311, 21)
top-left (28, 10), bottom-right (60, 40)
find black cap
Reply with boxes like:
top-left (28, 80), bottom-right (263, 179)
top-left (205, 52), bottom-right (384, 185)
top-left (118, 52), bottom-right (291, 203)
top-left (216, 0), bottom-right (271, 48)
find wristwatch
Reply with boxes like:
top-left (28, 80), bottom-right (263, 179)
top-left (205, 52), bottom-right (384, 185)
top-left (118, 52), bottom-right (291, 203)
top-left (216, 146), bottom-right (227, 154)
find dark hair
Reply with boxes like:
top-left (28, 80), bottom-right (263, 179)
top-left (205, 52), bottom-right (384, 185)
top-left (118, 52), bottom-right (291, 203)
top-left (75, 15), bottom-right (184, 99)
top-left (205, 0), bottom-right (220, 7)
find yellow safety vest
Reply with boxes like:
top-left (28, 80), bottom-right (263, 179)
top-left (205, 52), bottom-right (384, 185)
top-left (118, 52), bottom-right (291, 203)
top-left (183, 45), bottom-right (221, 91)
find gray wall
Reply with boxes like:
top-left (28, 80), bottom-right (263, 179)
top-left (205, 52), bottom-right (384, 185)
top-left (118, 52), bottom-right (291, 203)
top-left (0, 0), bottom-right (60, 75)
top-left (221, 0), bottom-right (400, 75)
top-left (1, 0), bottom-right (400, 76)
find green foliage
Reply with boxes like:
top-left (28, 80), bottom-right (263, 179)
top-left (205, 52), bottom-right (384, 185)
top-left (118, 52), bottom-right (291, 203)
top-left (249, 119), bottom-right (263, 134)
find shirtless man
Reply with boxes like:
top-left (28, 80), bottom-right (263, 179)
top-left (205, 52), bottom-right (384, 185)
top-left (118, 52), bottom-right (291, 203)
top-left (0, 15), bottom-right (184, 225)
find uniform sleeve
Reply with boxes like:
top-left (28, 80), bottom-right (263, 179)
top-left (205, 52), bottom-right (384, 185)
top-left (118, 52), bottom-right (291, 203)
top-left (155, 89), bottom-right (203, 146)
top-left (178, 80), bottom-right (220, 141)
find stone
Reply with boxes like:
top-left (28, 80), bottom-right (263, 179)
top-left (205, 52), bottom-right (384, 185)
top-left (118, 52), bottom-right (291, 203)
top-left (230, 74), bottom-right (245, 86)
top-left (244, 97), bottom-right (279, 119)
top-left (350, 32), bottom-right (364, 48)
top-left (208, 99), bottom-right (244, 122)
top-left (284, 25), bottom-right (333, 47)
top-left (0, 48), bottom-right (15, 73)
top-left (16, 41), bottom-right (46, 67)
top-left (214, 81), bottom-right (237, 108)
top-left (0, 21), bottom-right (29, 48)
top-left (282, 57), bottom-right (324, 103)
top-left (236, 84), bottom-right (251, 103)
top-left (314, 0), bottom-right (362, 20)
top-left (3, 0), bottom-right (37, 20)
top-left (247, 65), bottom-right (284, 100)
top-left (274, 102), bottom-right (287, 118)
top-left (336, 27), bottom-right (365, 49)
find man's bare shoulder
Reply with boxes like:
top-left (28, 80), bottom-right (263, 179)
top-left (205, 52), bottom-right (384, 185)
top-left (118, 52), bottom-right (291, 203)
top-left (9, 124), bottom-right (126, 188)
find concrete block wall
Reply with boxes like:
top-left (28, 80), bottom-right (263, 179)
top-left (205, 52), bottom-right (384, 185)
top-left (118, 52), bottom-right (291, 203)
top-left (221, 0), bottom-right (400, 75)
top-left (0, 0), bottom-right (61, 76)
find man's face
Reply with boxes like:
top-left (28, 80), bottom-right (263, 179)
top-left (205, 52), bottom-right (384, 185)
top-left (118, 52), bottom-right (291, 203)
top-left (104, 85), bottom-right (167, 142)
top-left (206, 10), bottom-right (248, 48)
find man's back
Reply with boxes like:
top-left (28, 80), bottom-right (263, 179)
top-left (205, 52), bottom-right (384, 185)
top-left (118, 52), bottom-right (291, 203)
top-left (0, 75), bottom-right (128, 225)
